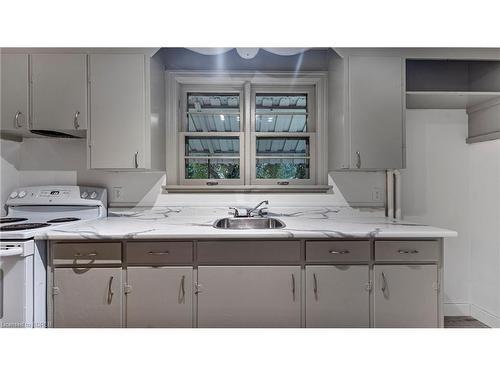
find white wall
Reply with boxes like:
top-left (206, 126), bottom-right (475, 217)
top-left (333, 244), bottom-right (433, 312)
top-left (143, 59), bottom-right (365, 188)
top-left (402, 110), bottom-right (471, 316)
top-left (0, 139), bottom-right (20, 215)
top-left (404, 109), bottom-right (500, 326)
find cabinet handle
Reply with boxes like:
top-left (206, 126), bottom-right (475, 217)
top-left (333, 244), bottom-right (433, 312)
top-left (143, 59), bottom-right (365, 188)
top-left (74, 252), bottom-right (98, 257)
top-left (381, 272), bottom-right (388, 297)
top-left (329, 250), bottom-right (350, 255)
top-left (73, 111), bottom-right (80, 129)
top-left (107, 276), bottom-right (114, 305)
top-left (313, 273), bottom-right (318, 300)
top-left (148, 251), bottom-right (170, 256)
top-left (291, 274), bottom-right (296, 301)
top-left (178, 275), bottom-right (186, 303)
top-left (397, 249), bottom-right (419, 254)
top-left (355, 151), bottom-right (361, 169)
top-left (134, 152), bottom-right (139, 168)
top-left (14, 111), bottom-right (24, 128)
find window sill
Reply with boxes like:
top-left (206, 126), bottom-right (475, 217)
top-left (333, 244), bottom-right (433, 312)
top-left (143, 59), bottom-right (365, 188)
top-left (162, 185), bottom-right (332, 193)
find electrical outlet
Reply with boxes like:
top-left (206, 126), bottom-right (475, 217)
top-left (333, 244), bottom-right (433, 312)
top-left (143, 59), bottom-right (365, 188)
top-left (372, 188), bottom-right (383, 202)
top-left (113, 186), bottom-right (123, 201)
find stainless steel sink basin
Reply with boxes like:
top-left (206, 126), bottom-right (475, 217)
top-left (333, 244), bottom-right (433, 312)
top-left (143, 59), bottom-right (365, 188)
top-left (213, 217), bottom-right (286, 229)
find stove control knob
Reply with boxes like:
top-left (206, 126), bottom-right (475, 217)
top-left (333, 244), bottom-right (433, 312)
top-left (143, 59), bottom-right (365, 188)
top-left (90, 191), bottom-right (97, 199)
top-left (81, 191), bottom-right (88, 199)
top-left (9, 191), bottom-right (18, 199)
top-left (18, 191), bottom-right (27, 198)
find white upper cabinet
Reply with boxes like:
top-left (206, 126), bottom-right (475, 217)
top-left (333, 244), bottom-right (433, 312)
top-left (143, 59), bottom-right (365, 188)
top-left (88, 53), bottom-right (165, 170)
top-left (1, 53), bottom-right (29, 131)
top-left (329, 53), bottom-right (405, 170)
top-left (31, 53), bottom-right (88, 131)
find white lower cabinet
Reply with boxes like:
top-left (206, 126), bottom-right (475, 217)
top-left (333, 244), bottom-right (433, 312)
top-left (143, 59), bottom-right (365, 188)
top-left (125, 267), bottom-right (193, 328)
top-left (373, 265), bottom-right (438, 328)
top-left (305, 265), bottom-right (370, 328)
top-left (197, 266), bottom-right (301, 328)
top-left (52, 268), bottom-right (122, 328)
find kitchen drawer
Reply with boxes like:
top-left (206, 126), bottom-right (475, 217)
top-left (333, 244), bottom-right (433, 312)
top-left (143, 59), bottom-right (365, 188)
top-left (306, 241), bottom-right (370, 263)
top-left (197, 241), bottom-right (301, 264)
top-left (126, 242), bottom-right (193, 265)
top-left (52, 242), bottom-right (122, 266)
top-left (375, 240), bottom-right (440, 262)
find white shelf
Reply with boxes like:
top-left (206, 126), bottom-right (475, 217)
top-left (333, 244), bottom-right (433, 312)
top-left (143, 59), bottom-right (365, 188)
top-left (406, 91), bottom-right (500, 109)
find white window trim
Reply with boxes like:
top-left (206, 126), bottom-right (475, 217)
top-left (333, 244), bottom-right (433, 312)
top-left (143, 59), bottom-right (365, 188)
top-left (164, 70), bottom-right (329, 192)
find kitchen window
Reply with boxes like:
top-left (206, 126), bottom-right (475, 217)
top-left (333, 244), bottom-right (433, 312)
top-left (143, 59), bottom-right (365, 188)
top-left (166, 72), bottom-right (328, 191)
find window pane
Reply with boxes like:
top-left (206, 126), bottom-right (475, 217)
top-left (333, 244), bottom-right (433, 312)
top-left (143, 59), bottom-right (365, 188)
top-left (187, 93), bottom-right (240, 132)
top-left (256, 137), bottom-right (309, 157)
top-left (185, 137), bottom-right (240, 157)
top-left (255, 94), bottom-right (307, 112)
top-left (188, 113), bottom-right (240, 132)
top-left (256, 114), bottom-right (307, 132)
top-left (185, 158), bottom-right (240, 179)
top-left (256, 159), bottom-right (310, 179)
top-left (188, 93), bottom-right (240, 110)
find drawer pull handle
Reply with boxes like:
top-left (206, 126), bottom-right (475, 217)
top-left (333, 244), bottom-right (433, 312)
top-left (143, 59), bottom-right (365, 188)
top-left (148, 251), bottom-right (170, 256)
top-left (74, 252), bottom-right (98, 257)
top-left (107, 276), bottom-right (114, 305)
top-left (178, 275), bottom-right (186, 304)
top-left (291, 274), bottom-right (296, 301)
top-left (397, 250), bottom-right (419, 254)
top-left (381, 272), bottom-right (389, 298)
top-left (329, 250), bottom-right (350, 255)
top-left (313, 273), bottom-right (318, 300)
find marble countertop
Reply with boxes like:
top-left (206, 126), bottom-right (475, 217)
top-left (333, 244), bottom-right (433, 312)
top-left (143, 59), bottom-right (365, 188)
top-left (35, 206), bottom-right (458, 240)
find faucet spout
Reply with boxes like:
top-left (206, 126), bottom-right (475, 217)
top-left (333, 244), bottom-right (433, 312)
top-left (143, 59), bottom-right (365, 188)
top-left (247, 200), bottom-right (269, 217)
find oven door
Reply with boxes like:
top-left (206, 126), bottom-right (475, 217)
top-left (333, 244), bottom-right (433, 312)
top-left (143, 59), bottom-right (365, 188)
top-left (0, 242), bottom-right (34, 328)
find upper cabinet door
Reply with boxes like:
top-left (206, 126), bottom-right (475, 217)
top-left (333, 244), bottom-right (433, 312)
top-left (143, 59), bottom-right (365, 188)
top-left (349, 56), bottom-right (404, 169)
top-left (1, 54), bottom-right (29, 130)
top-left (31, 54), bottom-right (87, 130)
top-left (88, 53), bottom-right (146, 169)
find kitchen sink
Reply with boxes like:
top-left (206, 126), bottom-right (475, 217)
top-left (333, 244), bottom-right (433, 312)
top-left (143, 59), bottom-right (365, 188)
top-left (213, 217), bottom-right (286, 230)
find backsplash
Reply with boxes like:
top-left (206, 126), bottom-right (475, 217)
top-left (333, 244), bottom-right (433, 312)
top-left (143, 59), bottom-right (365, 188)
top-left (0, 137), bottom-right (386, 213)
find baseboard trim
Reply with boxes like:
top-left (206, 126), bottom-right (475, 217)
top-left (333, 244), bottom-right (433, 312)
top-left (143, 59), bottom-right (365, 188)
top-left (444, 303), bottom-right (471, 316)
top-left (470, 304), bottom-right (500, 328)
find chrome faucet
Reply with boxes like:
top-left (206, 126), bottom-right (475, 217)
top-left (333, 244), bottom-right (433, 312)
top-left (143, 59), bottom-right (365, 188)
top-left (229, 200), bottom-right (269, 218)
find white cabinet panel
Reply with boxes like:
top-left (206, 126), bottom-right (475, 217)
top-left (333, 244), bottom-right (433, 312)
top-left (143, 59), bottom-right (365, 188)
top-left (53, 268), bottom-right (122, 328)
top-left (373, 265), bottom-right (438, 328)
top-left (31, 54), bottom-right (87, 131)
top-left (1, 53), bottom-right (29, 130)
top-left (349, 56), bottom-right (404, 170)
top-left (89, 53), bottom-right (146, 169)
top-left (126, 267), bottom-right (193, 328)
top-left (305, 265), bottom-right (369, 328)
top-left (197, 266), bottom-right (301, 328)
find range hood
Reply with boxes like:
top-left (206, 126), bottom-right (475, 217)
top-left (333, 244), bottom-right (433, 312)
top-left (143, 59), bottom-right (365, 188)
top-left (0, 128), bottom-right (86, 142)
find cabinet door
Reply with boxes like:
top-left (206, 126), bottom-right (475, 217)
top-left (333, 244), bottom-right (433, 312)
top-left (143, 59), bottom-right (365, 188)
top-left (197, 266), bottom-right (301, 328)
top-left (31, 54), bottom-right (87, 130)
top-left (126, 267), bottom-right (193, 328)
top-left (374, 265), bottom-right (438, 328)
top-left (305, 265), bottom-right (369, 328)
top-left (349, 56), bottom-right (404, 169)
top-left (89, 54), bottom-right (146, 169)
top-left (53, 268), bottom-right (122, 328)
top-left (1, 54), bottom-right (29, 130)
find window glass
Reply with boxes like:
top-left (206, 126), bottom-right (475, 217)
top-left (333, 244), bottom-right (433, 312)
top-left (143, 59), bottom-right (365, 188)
top-left (255, 94), bottom-right (307, 132)
top-left (187, 93), bottom-right (240, 132)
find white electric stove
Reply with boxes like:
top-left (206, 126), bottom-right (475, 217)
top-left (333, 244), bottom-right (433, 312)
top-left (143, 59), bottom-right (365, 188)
top-left (0, 185), bottom-right (107, 328)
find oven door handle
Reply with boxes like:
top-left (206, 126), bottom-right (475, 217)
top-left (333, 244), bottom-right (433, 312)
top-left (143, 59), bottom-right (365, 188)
top-left (0, 247), bottom-right (23, 257)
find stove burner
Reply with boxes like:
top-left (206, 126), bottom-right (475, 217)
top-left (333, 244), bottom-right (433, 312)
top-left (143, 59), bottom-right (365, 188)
top-left (0, 217), bottom-right (28, 224)
top-left (46, 217), bottom-right (81, 223)
top-left (0, 223), bottom-right (51, 232)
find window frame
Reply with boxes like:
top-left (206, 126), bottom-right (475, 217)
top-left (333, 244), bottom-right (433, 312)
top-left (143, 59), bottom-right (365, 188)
top-left (165, 71), bottom-right (329, 191)
top-left (250, 85), bottom-right (316, 185)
